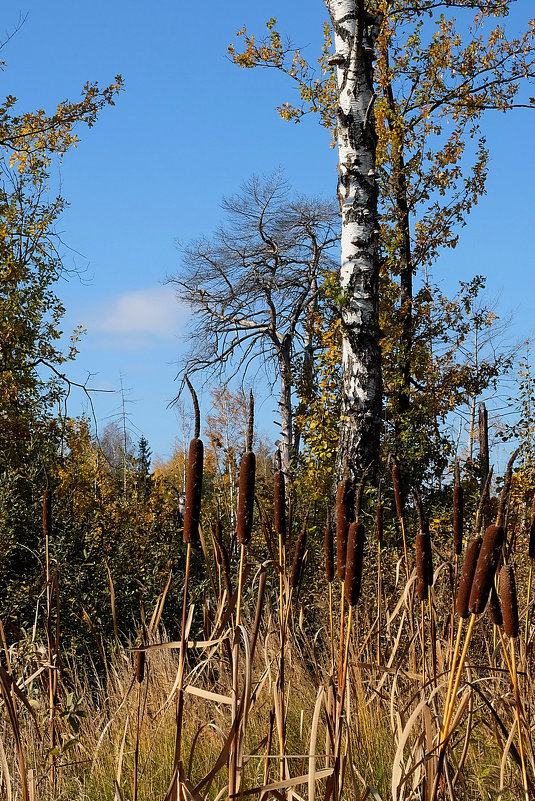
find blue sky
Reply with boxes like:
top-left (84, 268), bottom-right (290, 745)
top-left (3, 1), bottom-right (534, 463)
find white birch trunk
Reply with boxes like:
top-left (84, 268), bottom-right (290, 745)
top-left (326, 0), bottom-right (382, 479)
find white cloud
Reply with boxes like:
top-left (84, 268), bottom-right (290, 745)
top-left (86, 285), bottom-right (185, 339)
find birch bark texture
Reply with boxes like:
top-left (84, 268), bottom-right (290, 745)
top-left (325, 0), bottom-right (382, 480)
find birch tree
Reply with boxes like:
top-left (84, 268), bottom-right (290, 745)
top-left (230, 0), bottom-right (535, 480)
top-left (170, 174), bottom-right (338, 479)
top-left (324, 2), bottom-right (383, 479)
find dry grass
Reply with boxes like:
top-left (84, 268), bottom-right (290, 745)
top-left (1, 471), bottom-right (535, 801)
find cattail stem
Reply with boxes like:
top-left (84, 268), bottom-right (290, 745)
top-left (497, 625), bottom-right (513, 683)
top-left (277, 529), bottom-right (287, 784)
top-left (525, 563), bottom-right (532, 647)
top-left (511, 643), bottom-right (529, 801)
top-left (377, 541), bottom-right (382, 665)
top-left (400, 517), bottom-right (409, 582)
top-left (229, 544), bottom-right (246, 800)
top-left (443, 617), bottom-right (463, 739)
top-left (236, 544), bottom-right (246, 627)
top-left (332, 602), bottom-right (354, 800)
top-left (421, 600), bottom-right (426, 688)
top-left (429, 595), bottom-right (436, 689)
top-left (441, 613), bottom-right (476, 749)
top-left (173, 542), bottom-right (192, 801)
top-left (329, 582), bottom-right (335, 675)
top-left (337, 584), bottom-right (346, 693)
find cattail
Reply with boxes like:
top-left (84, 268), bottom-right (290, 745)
top-left (344, 521), bottom-right (365, 607)
top-left (500, 564), bottom-right (519, 638)
top-left (183, 377), bottom-right (203, 546)
top-left (136, 650), bottom-right (145, 683)
top-left (468, 525), bottom-right (505, 615)
top-left (237, 451), bottom-right (256, 546)
top-left (183, 437), bottom-right (203, 546)
top-left (415, 526), bottom-right (433, 590)
top-left (529, 492), bottom-right (535, 560)
top-left (274, 467), bottom-right (286, 545)
top-left (336, 478), bottom-right (354, 582)
top-left (488, 582), bottom-right (503, 627)
top-left (392, 461), bottom-right (404, 519)
top-left (413, 491), bottom-right (433, 589)
top-left (290, 517), bottom-right (308, 589)
top-left (237, 392), bottom-right (256, 547)
top-left (417, 579), bottom-right (428, 602)
top-left (456, 536), bottom-right (482, 618)
top-left (453, 484), bottom-right (463, 556)
top-left (42, 489), bottom-right (52, 538)
top-left (324, 509), bottom-right (334, 583)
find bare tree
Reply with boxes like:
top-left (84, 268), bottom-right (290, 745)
top-left (169, 173), bottom-right (339, 479)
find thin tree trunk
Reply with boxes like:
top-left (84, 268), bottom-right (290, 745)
top-left (278, 345), bottom-right (294, 482)
top-left (385, 78), bottom-right (413, 423)
top-left (327, 0), bottom-right (382, 480)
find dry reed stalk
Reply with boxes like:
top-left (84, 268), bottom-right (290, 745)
top-left (43, 488), bottom-right (58, 788)
top-left (171, 542), bottom-right (192, 801)
top-left (442, 536), bottom-right (481, 745)
top-left (274, 457), bottom-right (286, 547)
top-left (450, 464), bottom-right (462, 672)
top-left (230, 393), bottom-right (255, 795)
top-left (376, 485), bottom-right (383, 665)
top-left (133, 640), bottom-right (146, 801)
top-left (172, 377), bottom-right (202, 801)
top-left (499, 564), bottom-right (529, 800)
top-left (414, 492), bottom-right (435, 687)
top-left (525, 493), bottom-right (535, 644)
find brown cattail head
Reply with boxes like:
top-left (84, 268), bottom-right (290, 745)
top-left (42, 489), bottom-right (52, 539)
top-left (344, 521), bottom-right (365, 607)
top-left (468, 525), bottom-right (505, 615)
top-left (136, 650), bottom-right (145, 683)
top-left (456, 536), bottom-right (482, 618)
top-left (529, 492), bottom-right (535, 560)
top-left (274, 470), bottom-right (286, 545)
top-left (417, 579), bottom-right (428, 602)
top-left (392, 462), bottom-right (404, 519)
top-left (336, 478), bottom-right (354, 582)
top-left (453, 485), bottom-right (464, 556)
top-left (500, 564), bottom-right (519, 638)
top-left (488, 582), bottom-right (503, 627)
top-left (183, 437), bottom-right (203, 545)
top-left (290, 517), bottom-right (308, 589)
top-left (415, 526), bottom-right (433, 590)
top-left (325, 509), bottom-right (334, 583)
top-left (237, 451), bottom-right (256, 546)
